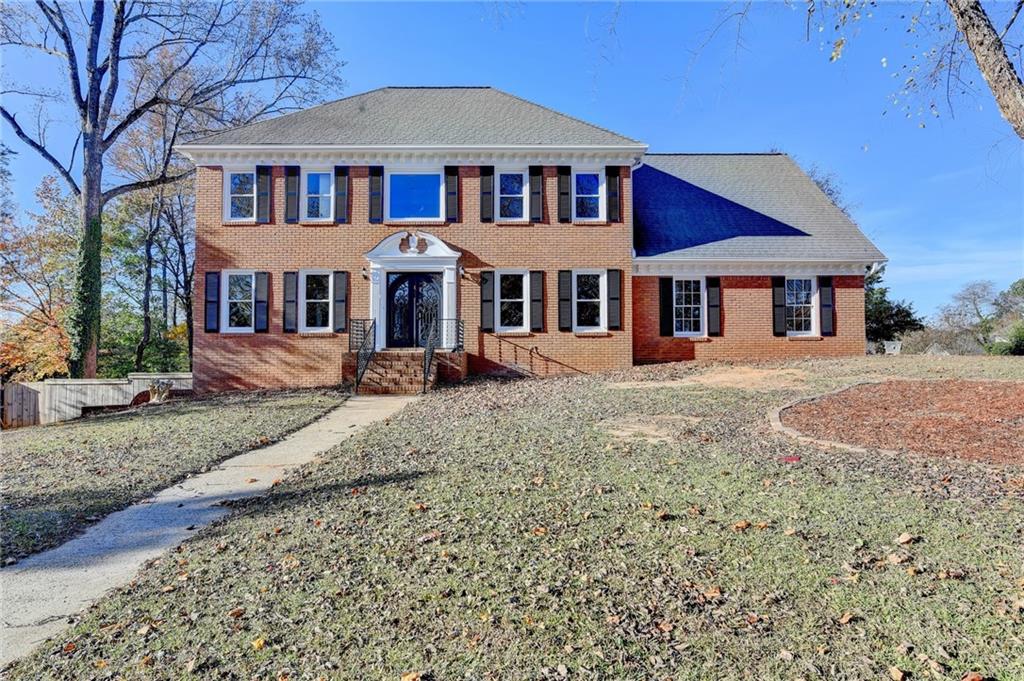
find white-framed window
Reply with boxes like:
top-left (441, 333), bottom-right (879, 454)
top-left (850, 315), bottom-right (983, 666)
top-left (495, 270), bottom-right (529, 332)
top-left (221, 270), bottom-right (256, 333)
top-left (496, 170), bottom-right (528, 222)
top-left (673, 277), bottom-right (706, 337)
top-left (572, 269), bottom-right (607, 331)
top-left (224, 169), bottom-right (256, 221)
top-left (299, 270), bottom-right (332, 332)
top-left (385, 168), bottom-right (444, 221)
top-left (785, 277), bottom-right (818, 336)
top-left (303, 169), bottom-right (333, 221)
top-left (572, 169), bottom-right (604, 222)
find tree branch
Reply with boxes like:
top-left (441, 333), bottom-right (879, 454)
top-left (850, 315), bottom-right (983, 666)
top-left (102, 168), bottom-right (194, 203)
top-left (0, 106), bottom-right (80, 194)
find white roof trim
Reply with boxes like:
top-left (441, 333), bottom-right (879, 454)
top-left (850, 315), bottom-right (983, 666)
top-left (633, 257), bottom-right (884, 276)
top-left (175, 143), bottom-right (647, 166)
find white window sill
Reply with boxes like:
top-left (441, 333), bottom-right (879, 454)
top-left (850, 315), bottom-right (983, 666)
top-left (787, 335), bottom-right (823, 341)
top-left (494, 330), bottom-right (532, 337)
top-left (221, 328), bottom-right (254, 334)
top-left (674, 335), bottom-right (711, 342)
top-left (574, 330), bottom-right (610, 337)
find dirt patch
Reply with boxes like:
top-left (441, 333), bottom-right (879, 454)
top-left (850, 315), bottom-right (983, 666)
top-left (781, 379), bottom-right (1024, 465)
top-left (597, 414), bottom-right (702, 443)
top-left (610, 366), bottom-right (808, 391)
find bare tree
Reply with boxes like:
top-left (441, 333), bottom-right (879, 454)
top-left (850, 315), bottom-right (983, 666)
top-left (1, 0), bottom-right (342, 377)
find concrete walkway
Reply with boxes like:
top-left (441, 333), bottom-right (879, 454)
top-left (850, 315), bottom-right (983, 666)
top-left (0, 394), bottom-right (416, 667)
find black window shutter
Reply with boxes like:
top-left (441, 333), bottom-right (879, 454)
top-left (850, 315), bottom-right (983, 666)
top-left (556, 166), bottom-right (571, 223)
top-left (480, 270), bottom-right (495, 332)
top-left (607, 269), bottom-right (622, 330)
top-left (606, 166), bottom-right (621, 223)
top-left (283, 271), bottom-right (298, 333)
top-left (529, 166), bottom-right (543, 222)
top-left (659, 277), bottom-right (674, 337)
top-left (334, 166), bottom-right (349, 223)
top-left (771, 276), bottom-right (787, 337)
top-left (204, 271), bottom-right (220, 333)
top-left (445, 166), bottom-right (459, 222)
top-left (529, 270), bottom-right (544, 332)
top-left (819, 276), bottom-right (835, 336)
top-left (706, 277), bottom-right (722, 337)
top-left (557, 270), bottom-right (572, 331)
top-left (369, 166), bottom-right (383, 223)
top-left (254, 272), bottom-right (269, 332)
top-left (284, 166), bottom-right (299, 223)
top-left (256, 166), bottom-right (272, 223)
top-left (333, 271), bottom-right (349, 332)
top-left (479, 166), bottom-right (494, 223)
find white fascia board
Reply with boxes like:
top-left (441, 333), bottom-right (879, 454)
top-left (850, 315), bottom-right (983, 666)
top-left (174, 143), bottom-right (648, 167)
top-left (633, 257), bottom-right (887, 276)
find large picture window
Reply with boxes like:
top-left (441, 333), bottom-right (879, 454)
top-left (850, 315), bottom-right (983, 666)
top-left (497, 171), bottom-right (527, 221)
top-left (300, 270), bottom-right (332, 332)
top-left (221, 270), bottom-right (255, 332)
top-left (495, 271), bottom-right (528, 332)
top-left (572, 170), bottom-right (602, 221)
top-left (572, 269), bottom-right (606, 331)
top-left (225, 170), bottom-right (256, 221)
top-left (303, 171), bottom-right (333, 220)
top-left (674, 278), bottom-right (704, 336)
top-left (386, 170), bottom-right (444, 221)
top-left (785, 278), bottom-right (816, 336)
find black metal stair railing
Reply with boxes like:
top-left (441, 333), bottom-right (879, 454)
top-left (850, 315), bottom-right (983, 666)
top-left (348, 319), bottom-right (377, 394)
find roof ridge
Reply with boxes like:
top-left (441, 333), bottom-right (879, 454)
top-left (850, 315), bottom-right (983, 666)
top-left (489, 87), bottom-right (643, 146)
top-left (645, 152), bottom-right (785, 156)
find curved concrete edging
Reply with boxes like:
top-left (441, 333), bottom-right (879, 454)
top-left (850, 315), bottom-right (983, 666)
top-left (767, 379), bottom-right (904, 457)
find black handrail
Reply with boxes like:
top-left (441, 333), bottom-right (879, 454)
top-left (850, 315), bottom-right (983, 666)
top-left (349, 319), bottom-right (376, 394)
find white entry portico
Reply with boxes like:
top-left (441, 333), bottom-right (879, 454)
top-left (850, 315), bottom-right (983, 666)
top-left (365, 231), bottom-right (461, 350)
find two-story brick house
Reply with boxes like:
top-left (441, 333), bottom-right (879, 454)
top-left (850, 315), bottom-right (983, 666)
top-left (178, 87), bottom-right (885, 393)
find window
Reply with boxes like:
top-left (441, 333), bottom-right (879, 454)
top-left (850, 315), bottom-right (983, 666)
top-left (495, 271), bottom-right (529, 332)
top-left (222, 271), bottom-right (255, 332)
top-left (572, 270), bottom-right (606, 331)
top-left (572, 170), bottom-right (603, 221)
top-left (225, 170), bottom-right (256, 221)
top-left (497, 171), bottom-right (527, 221)
top-left (303, 170), bottom-right (333, 220)
top-left (386, 169), bottom-right (444, 221)
top-left (785, 278), bottom-right (817, 336)
top-left (674, 278), bottom-right (704, 336)
top-left (300, 270), bottom-right (332, 332)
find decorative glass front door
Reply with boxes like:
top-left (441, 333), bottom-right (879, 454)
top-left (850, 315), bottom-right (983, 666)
top-left (386, 272), bottom-right (442, 348)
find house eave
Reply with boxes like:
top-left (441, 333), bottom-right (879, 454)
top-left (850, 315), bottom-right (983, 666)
top-left (174, 143), bottom-right (648, 166)
top-left (632, 256), bottom-right (887, 276)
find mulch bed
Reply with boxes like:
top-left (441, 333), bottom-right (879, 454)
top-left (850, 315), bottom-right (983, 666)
top-left (782, 379), bottom-right (1024, 465)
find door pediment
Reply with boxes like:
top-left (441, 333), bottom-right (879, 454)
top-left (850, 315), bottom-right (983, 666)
top-left (365, 230), bottom-right (461, 265)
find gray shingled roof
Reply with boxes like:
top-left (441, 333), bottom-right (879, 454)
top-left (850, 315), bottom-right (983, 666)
top-left (637, 153), bottom-right (886, 263)
top-left (186, 87), bottom-right (642, 147)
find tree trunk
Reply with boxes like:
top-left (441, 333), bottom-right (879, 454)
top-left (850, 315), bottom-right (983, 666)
top-left (134, 226), bottom-right (154, 372)
top-left (946, 0), bottom-right (1024, 139)
top-left (68, 159), bottom-right (103, 378)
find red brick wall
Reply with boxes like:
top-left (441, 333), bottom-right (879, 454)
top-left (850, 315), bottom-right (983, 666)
top-left (193, 165), bottom-right (634, 392)
top-left (632, 275), bottom-right (866, 363)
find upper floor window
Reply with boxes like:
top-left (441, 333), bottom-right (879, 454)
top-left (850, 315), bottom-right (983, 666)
top-left (300, 270), bottom-right (332, 332)
top-left (572, 269), bottom-right (606, 331)
top-left (497, 171), bottom-right (527, 221)
top-left (303, 170), bottom-right (333, 221)
top-left (572, 170), bottom-right (603, 221)
top-left (386, 169), bottom-right (444, 221)
top-left (785, 277), bottom-right (817, 336)
top-left (674, 278), bottom-right (704, 336)
top-left (226, 170), bottom-right (256, 221)
top-left (495, 270), bottom-right (529, 332)
top-left (221, 270), bottom-right (255, 332)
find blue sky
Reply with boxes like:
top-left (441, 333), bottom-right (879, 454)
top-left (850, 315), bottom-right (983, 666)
top-left (5, 1), bottom-right (1022, 315)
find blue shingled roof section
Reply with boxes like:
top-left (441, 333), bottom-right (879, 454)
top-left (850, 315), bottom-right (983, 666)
top-left (633, 164), bottom-right (808, 257)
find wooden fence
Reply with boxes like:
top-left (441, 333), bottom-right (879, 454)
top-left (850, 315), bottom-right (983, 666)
top-left (1, 372), bottom-right (193, 429)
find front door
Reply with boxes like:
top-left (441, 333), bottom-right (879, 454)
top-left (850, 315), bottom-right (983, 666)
top-left (386, 272), bottom-right (442, 348)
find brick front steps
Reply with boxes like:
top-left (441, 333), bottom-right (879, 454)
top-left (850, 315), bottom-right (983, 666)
top-left (359, 350), bottom-right (436, 395)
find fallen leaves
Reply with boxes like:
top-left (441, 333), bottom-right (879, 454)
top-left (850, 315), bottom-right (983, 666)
top-left (417, 530), bottom-right (441, 544)
top-left (251, 637), bottom-right (266, 651)
top-left (532, 526), bottom-right (549, 537)
top-left (888, 666), bottom-right (905, 681)
top-left (400, 673), bottom-right (422, 681)
top-left (732, 520), bottom-right (751, 532)
top-left (227, 607), bottom-right (246, 619)
top-left (896, 532), bottom-right (916, 545)
top-left (837, 612), bottom-right (856, 625)
top-left (62, 642), bottom-right (76, 655)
